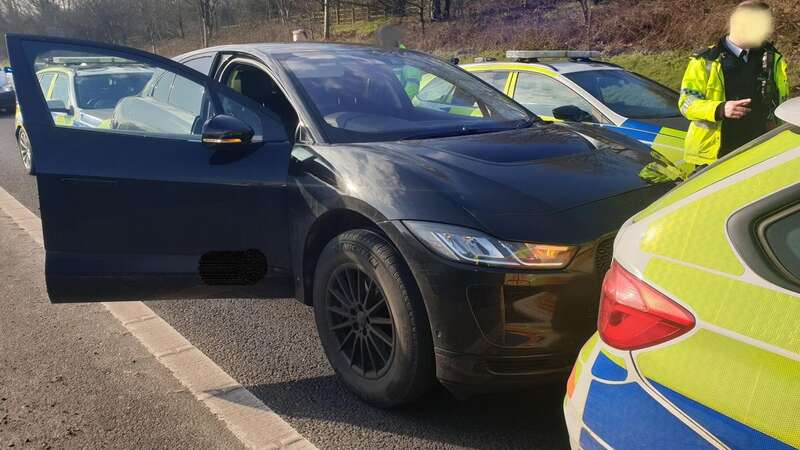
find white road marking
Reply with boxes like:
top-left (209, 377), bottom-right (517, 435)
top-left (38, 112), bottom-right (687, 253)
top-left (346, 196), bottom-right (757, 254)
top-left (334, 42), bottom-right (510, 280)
top-left (0, 185), bottom-right (316, 450)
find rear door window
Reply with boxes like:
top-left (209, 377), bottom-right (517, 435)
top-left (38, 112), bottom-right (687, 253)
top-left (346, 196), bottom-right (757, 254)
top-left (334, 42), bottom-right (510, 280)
top-left (183, 55), bottom-right (215, 76)
top-left (168, 75), bottom-right (204, 116)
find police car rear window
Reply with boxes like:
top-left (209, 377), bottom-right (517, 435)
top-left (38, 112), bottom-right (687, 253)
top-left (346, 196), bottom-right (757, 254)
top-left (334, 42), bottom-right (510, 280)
top-left (763, 205), bottom-right (800, 286)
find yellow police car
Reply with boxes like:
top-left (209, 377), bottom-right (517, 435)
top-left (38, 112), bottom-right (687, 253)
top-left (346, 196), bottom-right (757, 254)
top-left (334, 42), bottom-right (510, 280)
top-left (563, 97), bottom-right (800, 449)
top-left (458, 51), bottom-right (689, 171)
top-left (16, 57), bottom-right (153, 173)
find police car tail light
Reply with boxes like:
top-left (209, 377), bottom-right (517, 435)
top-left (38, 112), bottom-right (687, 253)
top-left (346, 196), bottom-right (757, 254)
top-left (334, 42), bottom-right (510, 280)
top-left (598, 261), bottom-right (695, 350)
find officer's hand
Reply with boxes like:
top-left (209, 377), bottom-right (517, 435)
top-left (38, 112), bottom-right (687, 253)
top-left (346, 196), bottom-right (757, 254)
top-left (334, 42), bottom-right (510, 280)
top-left (724, 99), bottom-right (752, 119)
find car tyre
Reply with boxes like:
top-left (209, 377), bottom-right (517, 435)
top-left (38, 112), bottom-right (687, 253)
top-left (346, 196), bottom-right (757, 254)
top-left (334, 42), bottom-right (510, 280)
top-left (313, 229), bottom-right (435, 407)
top-left (17, 126), bottom-right (33, 175)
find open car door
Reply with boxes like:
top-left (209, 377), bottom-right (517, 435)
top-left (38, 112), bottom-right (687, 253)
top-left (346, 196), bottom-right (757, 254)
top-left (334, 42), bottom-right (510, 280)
top-left (7, 34), bottom-right (294, 302)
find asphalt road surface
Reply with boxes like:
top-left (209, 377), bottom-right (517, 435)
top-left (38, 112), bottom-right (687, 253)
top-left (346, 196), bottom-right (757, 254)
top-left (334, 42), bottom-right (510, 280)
top-left (0, 114), bottom-right (570, 450)
top-left (0, 201), bottom-right (245, 450)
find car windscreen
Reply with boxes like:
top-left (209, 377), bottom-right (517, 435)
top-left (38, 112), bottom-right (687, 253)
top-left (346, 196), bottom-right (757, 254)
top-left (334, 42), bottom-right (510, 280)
top-left (74, 71), bottom-right (153, 110)
top-left (565, 69), bottom-right (680, 119)
top-left (274, 49), bottom-right (534, 143)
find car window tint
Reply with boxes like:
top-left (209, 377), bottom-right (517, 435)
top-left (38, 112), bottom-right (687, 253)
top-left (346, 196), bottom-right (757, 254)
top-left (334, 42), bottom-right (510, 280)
top-left (764, 207), bottom-right (800, 285)
top-left (51, 73), bottom-right (70, 105)
top-left (183, 55), bottom-right (214, 76)
top-left (38, 73), bottom-right (55, 97)
top-left (169, 74), bottom-right (204, 117)
top-left (152, 71), bottom-right (175, 103)
top-left (473, 71), bottom-right (508, 92)
top-left (513, 72), bottom-right (598, 121)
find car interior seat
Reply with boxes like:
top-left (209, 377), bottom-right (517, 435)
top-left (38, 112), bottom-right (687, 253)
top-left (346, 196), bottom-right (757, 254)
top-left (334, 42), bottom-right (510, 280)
top-left (235, 67), bottom-right (299, 141)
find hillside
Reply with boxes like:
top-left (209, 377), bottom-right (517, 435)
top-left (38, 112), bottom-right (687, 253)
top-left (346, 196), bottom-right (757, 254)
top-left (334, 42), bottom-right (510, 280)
top-left (151, 0), bottom-right (799, 94)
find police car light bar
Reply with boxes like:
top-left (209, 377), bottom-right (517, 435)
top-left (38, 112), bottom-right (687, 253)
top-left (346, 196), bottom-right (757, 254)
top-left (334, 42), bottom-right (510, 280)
top-left (46, 56), bottom-right (137, 66)
top-left (506, 50), bottom-right (602, 62)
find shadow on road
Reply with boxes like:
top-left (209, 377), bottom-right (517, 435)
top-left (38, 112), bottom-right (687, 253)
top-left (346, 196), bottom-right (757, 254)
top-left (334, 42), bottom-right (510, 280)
top-left (241, 375), bottom-right (570, 449)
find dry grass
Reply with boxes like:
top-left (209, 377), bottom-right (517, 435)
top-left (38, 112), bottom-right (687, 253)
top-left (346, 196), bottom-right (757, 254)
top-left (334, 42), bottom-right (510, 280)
top-left (150, 0), bottom-right (799, 93)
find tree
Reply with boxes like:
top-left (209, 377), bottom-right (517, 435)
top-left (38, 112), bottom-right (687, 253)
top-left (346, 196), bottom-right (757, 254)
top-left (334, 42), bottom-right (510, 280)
top-left (186, 0), bottom-right (221, 47)
top-left (576, 0), bottom-right (592, 33)
top-left (431, 0), bottom-right (450, 21)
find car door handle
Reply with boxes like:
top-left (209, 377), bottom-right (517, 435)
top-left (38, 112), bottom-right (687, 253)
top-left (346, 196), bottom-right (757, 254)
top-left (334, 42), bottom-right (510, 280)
top-left (60, 177), bottom-right (118, 185)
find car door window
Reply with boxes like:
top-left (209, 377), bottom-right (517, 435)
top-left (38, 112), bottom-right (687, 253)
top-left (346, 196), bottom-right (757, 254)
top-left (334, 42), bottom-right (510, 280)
top-left (29, 49), bottom-right (209, 137)
top-left (473, 71), bottom-right (509, 92)
top-left (26, 47), bottom-right (276, 142)
top-left (762, 205), bottom-right (800, 287)
top-left (220, 62), bottom-right (298, 140)
top-left (168, 74), bottom-right (204, 117)
top-left (513, 72), bottom-right (600, 121)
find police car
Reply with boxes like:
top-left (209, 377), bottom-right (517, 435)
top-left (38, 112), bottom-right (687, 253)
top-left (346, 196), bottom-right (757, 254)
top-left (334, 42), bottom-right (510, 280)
top-left (16, 57), bottom-right (153, 173)
top-left (0, 67), bottom-right (15, 113)
top-left (563, 97), bottom-right (800, 449)
top-left (458, 51), bottom-right (690, 169)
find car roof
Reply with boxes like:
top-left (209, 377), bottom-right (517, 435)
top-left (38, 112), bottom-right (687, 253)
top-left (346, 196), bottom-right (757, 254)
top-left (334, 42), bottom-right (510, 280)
top-left (176, 42), bottom-right (402, 61)
top-left (463, 60), bottom-right (623, 75)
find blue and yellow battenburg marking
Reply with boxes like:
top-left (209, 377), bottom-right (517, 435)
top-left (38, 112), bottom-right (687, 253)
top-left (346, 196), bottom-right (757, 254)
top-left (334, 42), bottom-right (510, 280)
top-left (567, 341), bottom-right (797, 450)
top-left (601, 119), bottom-right (687, 165)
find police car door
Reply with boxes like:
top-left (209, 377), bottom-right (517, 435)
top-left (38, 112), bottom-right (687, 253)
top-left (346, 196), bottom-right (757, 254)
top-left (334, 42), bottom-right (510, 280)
top-left (7, 34), bottom-right (293, 303)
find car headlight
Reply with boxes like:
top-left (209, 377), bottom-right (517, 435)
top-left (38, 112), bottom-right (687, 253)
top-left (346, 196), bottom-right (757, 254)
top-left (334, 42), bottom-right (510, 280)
top-left (404, 221), bottom-right (577, 269)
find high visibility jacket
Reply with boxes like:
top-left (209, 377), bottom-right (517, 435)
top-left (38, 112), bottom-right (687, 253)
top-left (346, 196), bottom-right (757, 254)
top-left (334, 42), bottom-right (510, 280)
top-left (679, 42), bottom-right (790, 166)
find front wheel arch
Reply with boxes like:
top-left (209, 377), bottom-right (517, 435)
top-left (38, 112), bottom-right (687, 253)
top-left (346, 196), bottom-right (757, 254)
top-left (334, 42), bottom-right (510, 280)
top-left (302, 209), bottom-right (387, 305)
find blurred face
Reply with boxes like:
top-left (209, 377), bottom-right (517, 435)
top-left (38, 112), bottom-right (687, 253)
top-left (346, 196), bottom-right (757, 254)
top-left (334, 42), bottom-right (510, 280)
top-left (729, 8), bottom-right (774, 48)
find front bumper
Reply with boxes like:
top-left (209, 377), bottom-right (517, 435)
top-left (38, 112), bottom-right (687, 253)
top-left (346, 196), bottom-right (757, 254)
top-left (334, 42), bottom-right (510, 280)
top-left (381, 220), bottom-right (613, 394)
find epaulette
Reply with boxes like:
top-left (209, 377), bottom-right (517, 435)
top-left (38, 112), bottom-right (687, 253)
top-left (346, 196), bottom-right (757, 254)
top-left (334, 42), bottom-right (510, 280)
top-left (693, 43), bottom-right (722, 61)
top-left (763, 41), bottom-right (782, 56)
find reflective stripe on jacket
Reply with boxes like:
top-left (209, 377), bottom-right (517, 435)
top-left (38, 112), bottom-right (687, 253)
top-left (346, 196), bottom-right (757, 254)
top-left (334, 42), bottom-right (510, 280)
top-left (679, 44), bottom-right (790, 166)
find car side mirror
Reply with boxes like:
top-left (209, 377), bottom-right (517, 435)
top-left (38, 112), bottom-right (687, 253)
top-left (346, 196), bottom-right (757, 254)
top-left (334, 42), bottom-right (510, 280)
top-left (47, 100), bottom-right (73, 116)
top-left (3, 67), bottom-right (11, 74)
top-left (201, 114), bottom-right (254, 149)
top-left (553, 105), bottom-right (596, 123)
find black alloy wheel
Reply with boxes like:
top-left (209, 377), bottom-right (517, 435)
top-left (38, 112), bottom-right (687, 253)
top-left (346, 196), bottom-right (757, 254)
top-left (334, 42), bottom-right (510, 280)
top-left (325, 265), bottom-right (395, 379)
top-left (313, 229), bottom-right (435, 407)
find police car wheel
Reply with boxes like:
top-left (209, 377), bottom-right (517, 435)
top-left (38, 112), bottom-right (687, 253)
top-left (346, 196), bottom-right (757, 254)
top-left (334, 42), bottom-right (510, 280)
top-left (17, 126), bottom-right (33, 175)
top-left (313, 229), bottom-right (436, 407)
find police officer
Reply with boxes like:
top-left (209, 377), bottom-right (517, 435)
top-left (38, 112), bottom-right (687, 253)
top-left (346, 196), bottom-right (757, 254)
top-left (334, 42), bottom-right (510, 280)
top-left (376, 25), bottom-right (422, 98)
top-left (679, 0), bottom-right (789, 169)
